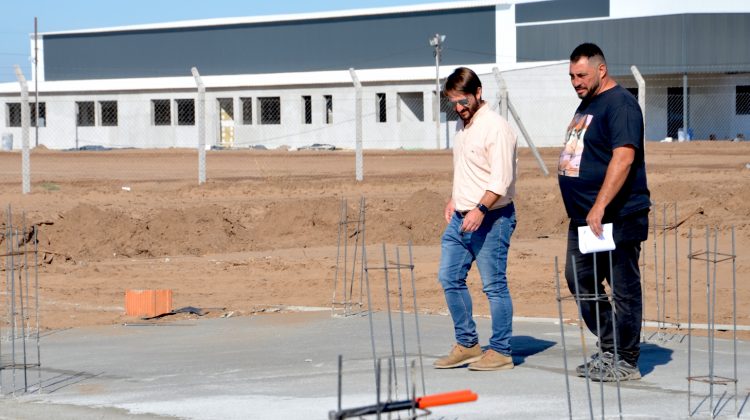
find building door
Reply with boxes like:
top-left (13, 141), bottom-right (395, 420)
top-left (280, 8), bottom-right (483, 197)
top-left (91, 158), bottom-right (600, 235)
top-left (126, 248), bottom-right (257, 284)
top-left (218, 98), bottom-right (234, 148)
top-left (667, 87), bottom-right (683, 139)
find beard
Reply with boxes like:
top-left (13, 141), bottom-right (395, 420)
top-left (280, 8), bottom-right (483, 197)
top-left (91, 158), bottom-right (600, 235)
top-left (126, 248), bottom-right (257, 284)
top-left (459, 100), bottom-right (481, 123)
top-left (577, 78), bottom-right (601, 100)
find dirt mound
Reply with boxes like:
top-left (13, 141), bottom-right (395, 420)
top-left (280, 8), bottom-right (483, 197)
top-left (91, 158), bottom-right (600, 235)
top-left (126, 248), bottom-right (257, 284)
top-left (43, 204), bottom-right (137, 259)
top-left (43, 203), bottom-right (254, 260)
top-left (252, 197), bottom-right (342, 249)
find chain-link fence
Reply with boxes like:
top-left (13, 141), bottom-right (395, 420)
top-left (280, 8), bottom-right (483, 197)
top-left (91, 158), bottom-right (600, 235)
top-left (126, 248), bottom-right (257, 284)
top-left (633, 73), bottom-right (750, 142)
top-left (1, 64), bottom-right (749, 189)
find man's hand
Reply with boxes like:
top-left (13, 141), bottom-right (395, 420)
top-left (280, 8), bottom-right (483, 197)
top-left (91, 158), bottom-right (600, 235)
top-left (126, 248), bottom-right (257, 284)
top-left (444, 199), bottom-right (456, 223)
top-left (461, 209), bottom-right (484, 232)
top-left (586, 204), bottom-right (605, 238)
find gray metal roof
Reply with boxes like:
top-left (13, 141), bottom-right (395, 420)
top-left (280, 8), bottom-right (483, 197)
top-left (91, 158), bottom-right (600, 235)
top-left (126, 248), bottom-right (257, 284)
top-left (517, 13), bottom-right (750, 75)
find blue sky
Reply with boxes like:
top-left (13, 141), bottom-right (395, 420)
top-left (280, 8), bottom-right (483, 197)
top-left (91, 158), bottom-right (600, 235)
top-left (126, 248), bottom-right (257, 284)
top-left (0, 0), bottom-right (459, 83)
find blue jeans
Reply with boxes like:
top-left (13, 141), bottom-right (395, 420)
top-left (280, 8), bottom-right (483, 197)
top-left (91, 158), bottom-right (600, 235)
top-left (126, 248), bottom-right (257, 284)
top-left (438, 203), bottom-right (516, 355)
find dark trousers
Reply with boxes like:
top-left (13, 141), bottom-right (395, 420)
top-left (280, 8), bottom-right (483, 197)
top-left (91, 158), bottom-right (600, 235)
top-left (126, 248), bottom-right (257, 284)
top-left (565, 229), bottom-right (644, 365)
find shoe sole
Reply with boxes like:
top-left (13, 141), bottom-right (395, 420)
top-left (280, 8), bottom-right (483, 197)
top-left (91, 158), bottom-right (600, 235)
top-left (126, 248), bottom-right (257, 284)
top-left (433, 354), bottom-right (483, 369)
top-left (468, 362), bottom-right (514, 371)
top-left (590, 372), bottom-right (641, 382)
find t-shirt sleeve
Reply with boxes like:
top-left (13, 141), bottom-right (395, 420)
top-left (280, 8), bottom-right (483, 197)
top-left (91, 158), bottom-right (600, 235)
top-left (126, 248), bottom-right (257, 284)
top-left (609, 102), bottom-right (643, 149)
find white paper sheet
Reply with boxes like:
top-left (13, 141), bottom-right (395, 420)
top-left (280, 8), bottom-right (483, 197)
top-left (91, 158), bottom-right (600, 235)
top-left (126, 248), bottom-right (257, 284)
top-left (578, 223), bottom-right (616, 254)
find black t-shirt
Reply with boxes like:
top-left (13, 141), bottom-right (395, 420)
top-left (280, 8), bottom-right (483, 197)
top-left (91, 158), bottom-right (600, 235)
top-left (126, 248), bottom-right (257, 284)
top-left (558, 85), bottom-right (651, 225)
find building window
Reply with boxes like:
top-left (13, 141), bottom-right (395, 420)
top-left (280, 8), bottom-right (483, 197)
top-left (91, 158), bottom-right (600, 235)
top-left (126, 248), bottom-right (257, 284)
top-left (152, 99), bottom-right (171, 126)
top-left (259, 97), bottom-right (280, 125)
top-left (31, 103), bottom-right (46, 127)
top-left (397, 92), bottom-right (424, 122)
top-left (6, 102), bottom-right (46, 127)
top-left (302, 96), bottom-right (312, 124)
top-left (6, 103), bottom-right (21, 127)
top-left (241, 97), bottom-right (253, 124)
top-left (176, 99), bottom-right (195, 126)
top-left (376, 93), bottom-right (387, 123)
top-left (77, 101), bottom-right (95, 126)
top-left (737, 85), bottom-right (750, 115)
top-left (324, 95), bottom-right (333, 124)
top-left (100, 101), bottom-right (118, 126)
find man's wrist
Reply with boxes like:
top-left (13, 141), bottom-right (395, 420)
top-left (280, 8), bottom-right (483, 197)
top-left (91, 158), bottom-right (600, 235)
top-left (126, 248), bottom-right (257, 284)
top-left (476, 203), bottom-right (489, 214)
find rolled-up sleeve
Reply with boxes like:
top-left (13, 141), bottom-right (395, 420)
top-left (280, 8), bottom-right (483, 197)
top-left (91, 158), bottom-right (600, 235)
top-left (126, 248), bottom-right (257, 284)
top-left (485, 119), bottom-right (517, 197)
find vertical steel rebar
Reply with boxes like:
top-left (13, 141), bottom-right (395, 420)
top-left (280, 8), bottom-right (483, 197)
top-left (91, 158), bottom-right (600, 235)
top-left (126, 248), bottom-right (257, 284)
top-left (19, 226), bottom-right (28, 392)
top-left (687, 228), bottom-right (693, 416)
top-left (409, 360), bottom-right (417, 419)
top-left (395, 248), bottom-right (409, 395)
top-left (363, 243), bottom-right (378, 376)
top-left (387, 356), bottom-right (393, 405)
top-left (553, 257), bottom-right (573, 420)
top-left (710, 228), bottom-right (718, 418)
top-left (571, 256), bottom-right (595, 419)
top-left (10, 214), bottom-right (17, 395)
top-left (342, 200), bottom-right (349, 314)
top-left (337, 354), bottom-right (342, 413)
top-left (1, 207), bottom-right (8, 396)
top-left (705, 227), bottom-right (712, 417)
top-left (348, 198), bottom-right (363, 314)
top-left (1, 210), bottom-right (6, 395)
top-left (653, 209), bottom-right (660, 334)
top-left (359, 197), bottom-right (366, 311)
top-left (407, 241), bottom-right (426, 397)
top-left (662, 204), bottom-right (667, 331)
top-left (674, 203), bottom-right (680, 329)
top-left (34, 224), bottom-right (41, 393)
top-left (592, 253), bottom-right (605, 418)
top-left (609, 251), bottom-right (623, 419)
top-left (332, 198), bottom-right (344, 315)
top-left (731, 226), bottom-right (737, 415)
top-left (381, 244), bottom-right (398, 397)
top-left (375, 358), bottom-right (382, 420)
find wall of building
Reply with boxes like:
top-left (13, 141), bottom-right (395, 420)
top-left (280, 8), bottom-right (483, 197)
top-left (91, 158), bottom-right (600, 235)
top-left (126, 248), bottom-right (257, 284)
top-left (0, 64), bottom-right (587, 150)
top-left (516, 13), bottom-right (750, 76)
top-left (42, 6), bottom-right (496, 81)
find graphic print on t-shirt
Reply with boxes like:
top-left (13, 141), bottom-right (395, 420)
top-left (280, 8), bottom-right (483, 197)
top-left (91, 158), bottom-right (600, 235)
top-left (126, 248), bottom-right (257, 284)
top-left (558, 113), bottom-right (592, 177)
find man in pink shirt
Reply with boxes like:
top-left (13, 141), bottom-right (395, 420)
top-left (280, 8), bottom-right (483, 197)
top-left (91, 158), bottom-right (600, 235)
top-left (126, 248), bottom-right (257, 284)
top-left (433, 67), bottom-right (518, 371)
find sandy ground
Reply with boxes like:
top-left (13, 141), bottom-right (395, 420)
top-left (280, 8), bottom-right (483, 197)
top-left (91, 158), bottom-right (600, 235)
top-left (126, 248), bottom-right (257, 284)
top-left (0, 142), bottom-right (748, 336)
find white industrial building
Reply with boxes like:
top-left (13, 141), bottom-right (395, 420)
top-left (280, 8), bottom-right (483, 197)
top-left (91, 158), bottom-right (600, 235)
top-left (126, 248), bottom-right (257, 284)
top-left (1, 0), bottom-right (749, 150)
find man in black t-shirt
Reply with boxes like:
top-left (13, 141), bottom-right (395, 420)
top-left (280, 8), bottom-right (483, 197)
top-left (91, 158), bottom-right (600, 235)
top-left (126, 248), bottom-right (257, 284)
top-left (558, 43), bottom-right (650, 382)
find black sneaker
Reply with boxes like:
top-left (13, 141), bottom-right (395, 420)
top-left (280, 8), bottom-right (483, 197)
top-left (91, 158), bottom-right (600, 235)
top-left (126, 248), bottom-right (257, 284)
top-left (575, 351), bottom-right (614, 377)
top-left (589, 359), bottom-right (641, 382)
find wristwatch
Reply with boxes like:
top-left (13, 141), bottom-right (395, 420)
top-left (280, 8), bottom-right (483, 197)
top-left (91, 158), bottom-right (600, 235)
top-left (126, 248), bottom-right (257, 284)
top-left (476, 203), bottom-right (489, 214)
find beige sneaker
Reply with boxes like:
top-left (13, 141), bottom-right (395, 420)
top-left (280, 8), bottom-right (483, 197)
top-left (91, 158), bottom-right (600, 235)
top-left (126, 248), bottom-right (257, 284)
top-left (433, 343), bottom-right (483, 369)
top-left (468, 349), bottom-right (514, 371)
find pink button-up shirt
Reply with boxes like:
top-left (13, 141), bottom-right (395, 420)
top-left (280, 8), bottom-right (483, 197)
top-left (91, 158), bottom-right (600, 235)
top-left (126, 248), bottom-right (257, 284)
top-left (452, 104), bottom-right (517, 212)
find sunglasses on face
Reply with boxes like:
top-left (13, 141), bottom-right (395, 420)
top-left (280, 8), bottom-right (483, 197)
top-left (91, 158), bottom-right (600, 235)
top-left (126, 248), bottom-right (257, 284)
top-left (448, 97), bottom-right (471, 107)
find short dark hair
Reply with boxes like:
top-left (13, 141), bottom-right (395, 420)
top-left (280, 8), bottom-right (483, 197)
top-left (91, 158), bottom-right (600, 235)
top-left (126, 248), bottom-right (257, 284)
top-left (444, 67), bottom-right (482, 95)
top-left (570, 43), bottom-right (606, 63)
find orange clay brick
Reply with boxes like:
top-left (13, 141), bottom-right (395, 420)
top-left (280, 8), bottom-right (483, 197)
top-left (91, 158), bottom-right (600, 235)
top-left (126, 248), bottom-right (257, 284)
top-left (125, 289), bottom-right (173, 317)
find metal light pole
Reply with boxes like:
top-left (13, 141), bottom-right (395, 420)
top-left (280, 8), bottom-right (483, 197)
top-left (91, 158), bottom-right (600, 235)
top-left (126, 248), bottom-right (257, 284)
top-left (429, 33), bottom-right (445, 150)
top-left (34, 17), bottom-right (39, 147)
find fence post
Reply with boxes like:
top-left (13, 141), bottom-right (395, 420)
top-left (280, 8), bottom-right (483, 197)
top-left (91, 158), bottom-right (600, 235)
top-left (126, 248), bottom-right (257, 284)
top-left (14, 65), bottom-right (31, 194)
top-left (191, 67), bottom-right (206, 185)
top-left (492, 67), bottom-right (509, 120)
top-left (349, 68), bottom-right (363, 182)
top-left (630, 65), bottom-right (646, 132)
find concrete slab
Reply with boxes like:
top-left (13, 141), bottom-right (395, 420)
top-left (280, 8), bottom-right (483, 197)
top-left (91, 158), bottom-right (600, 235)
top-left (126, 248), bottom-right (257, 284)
top-left (1, 311), bottom-right (748, 419)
